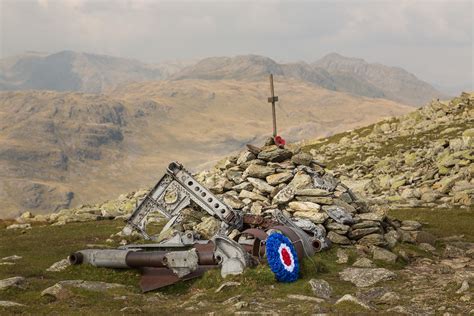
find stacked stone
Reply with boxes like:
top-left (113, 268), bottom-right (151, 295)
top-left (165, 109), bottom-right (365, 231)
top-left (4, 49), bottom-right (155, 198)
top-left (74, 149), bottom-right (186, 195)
top-left (193, 142), bottom-right (419, 249)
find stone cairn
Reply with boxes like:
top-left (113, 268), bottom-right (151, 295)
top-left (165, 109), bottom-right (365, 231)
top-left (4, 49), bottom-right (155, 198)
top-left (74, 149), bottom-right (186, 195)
top-left (183, 139), bottom-right (425, 251)
top-left (13, 140), bottom-right (428, 255)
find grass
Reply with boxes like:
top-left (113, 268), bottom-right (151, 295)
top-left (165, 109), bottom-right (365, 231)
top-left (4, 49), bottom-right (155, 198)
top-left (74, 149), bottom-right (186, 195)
top-left (389, 207), bottom-right (474, 242)
top-left (0, 206), bottom-right (473, 314)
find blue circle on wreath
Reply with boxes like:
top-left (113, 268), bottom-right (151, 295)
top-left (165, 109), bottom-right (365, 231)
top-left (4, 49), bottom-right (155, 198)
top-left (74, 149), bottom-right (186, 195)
top-left (265, 232), bottom-right (300, 282)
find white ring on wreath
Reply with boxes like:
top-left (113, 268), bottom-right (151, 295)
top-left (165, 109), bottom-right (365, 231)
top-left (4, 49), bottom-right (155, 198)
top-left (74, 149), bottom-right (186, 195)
top-left (278, 243), bottom-right (295, 272)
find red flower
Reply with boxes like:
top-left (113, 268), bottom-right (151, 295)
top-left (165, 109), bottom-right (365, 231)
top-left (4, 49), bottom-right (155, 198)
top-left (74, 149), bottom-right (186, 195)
top-left (274, 135), bottom-right (286, 147)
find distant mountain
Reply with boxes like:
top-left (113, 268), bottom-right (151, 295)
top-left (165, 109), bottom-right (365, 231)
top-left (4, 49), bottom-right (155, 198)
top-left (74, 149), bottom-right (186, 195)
top-left (0, 79), bottom-right (412, 218)
top-left (0, 51), bottom-right (185, 93)
top-left (172, 53), bottom-right (446, 106)
top-left (0, 51), bottom-right (445, 105)
top-left (314, 53), bottom-right (447, 105)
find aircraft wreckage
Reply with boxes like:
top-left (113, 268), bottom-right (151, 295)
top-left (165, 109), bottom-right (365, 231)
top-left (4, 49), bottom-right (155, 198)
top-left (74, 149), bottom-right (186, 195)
top-left (70, 75), bottom-right (359, 291)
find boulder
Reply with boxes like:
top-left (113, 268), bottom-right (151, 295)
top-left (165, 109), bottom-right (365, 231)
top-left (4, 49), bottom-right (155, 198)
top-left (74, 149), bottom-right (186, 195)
top-left (41, 283), bottom-right (72, 300)
top-left (246, 177), bottom-right (275, 193)
top-left (327, 231), bottom-right (351, 245)
top-left (272, 186), bottom-right (295, 204)
top-left (257, 146), bottom-right (292, 162)
top-left (308, 279), bottom-right (332, 299)
top-left (372, 247), bottom-right (398, 263)
top-left (291, 152), bottom-right (313, 166)
top-left (293, 211), bottom-right (328, 224)
top-left (195, 217), bottom-right (220, 239)
top-left (288, 201), bottom-right (320, 212)
top-left (243, 164), bottom-right (275, 179)
top-left (352, 257), bottom-right (375, 268)
top-left (0, 277), bottom-right (26, 290)
top-left (339, 268), bottom-right (396, 287)
top-left (46, 259), bottom-right (70, 272)
top-left (266, 172), bottom-right (293, 186)
top-left (335, 294), bottom-right (371, 310)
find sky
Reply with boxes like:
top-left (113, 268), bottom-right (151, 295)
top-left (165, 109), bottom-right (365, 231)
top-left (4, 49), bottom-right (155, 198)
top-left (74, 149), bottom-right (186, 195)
top-left (0, 0), bottom-right (472, 90)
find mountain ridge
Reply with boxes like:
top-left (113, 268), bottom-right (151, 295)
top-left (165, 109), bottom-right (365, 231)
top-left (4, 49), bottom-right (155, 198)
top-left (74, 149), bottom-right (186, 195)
top-left (0, 51), bottom-right (445, 106)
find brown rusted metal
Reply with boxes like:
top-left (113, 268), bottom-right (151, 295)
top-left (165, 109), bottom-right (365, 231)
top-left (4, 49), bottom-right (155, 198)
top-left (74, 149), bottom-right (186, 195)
top-left (126, 251), bottom-right (167, 268)
top-left (271, 225), bottom-right (305, 261)
top-left (243, 214), bottom-right (278, 229)
top-left (140, 265), bottom-right (217, 292)
top-left (233, 228), bottom-right (268, 260)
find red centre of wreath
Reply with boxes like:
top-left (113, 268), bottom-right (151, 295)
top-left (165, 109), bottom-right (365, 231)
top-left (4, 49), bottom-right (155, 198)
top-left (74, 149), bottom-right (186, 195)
top-left (281, 248), bottom-right (292, 266)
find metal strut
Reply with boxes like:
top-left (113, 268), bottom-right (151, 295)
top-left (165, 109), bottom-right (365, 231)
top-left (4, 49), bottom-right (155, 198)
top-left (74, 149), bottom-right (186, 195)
top-left (123, 161), bottom-right (242, 239)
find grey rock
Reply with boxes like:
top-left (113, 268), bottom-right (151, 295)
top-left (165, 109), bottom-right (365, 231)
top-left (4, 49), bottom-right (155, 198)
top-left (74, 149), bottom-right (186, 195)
top-left (308, 279), bottom-right (332, 299)
top-left (257, 146), bottom-right (292, 162)
top-left (243, 164), bottom-right (275, 179)
top-left (295, 188), bottom-right (331, 196)
top-left (358, 213), bottom-right (385, 222)
top-left (293, 211), bottom-right (328, 224)
top-left (339, 268), bottom-right (396, 287)
top-left (291, 152), bottom-right (313, 166)
top-left (352, 257), bottom-right (375, 268)
top-left (266, 172), bottom-right (293, 186)
top-left (195, 217), bottom-right (220, 239)
top-left (215, 281), bottom-right (241, 293)
top-left (0, 276), bottom-right (26, 290)
top-left (6, 223), bottom-right (31, 230)
top-left (443, 244), bottom-right (465, 258)
top-left (327, 231), bottom-right (351, 245)
top-left (456, 280), bottom-right (469, 294)
top-left (247, 177), bottom-right (275, 193)
top-left (286, 294), bottom-right (324, 303)
top-left (288, 201), bottom-right (320, 212)
top-left (296, 196), bottom-right (333, 204)
top-left (58, 280), bottom-right (125, 292)
top-left (41, 283), bottom-right (72, 300)
top-left (326, 222), bottom-right (350, 235)
top-left (0, 301), bottom-right (25, 307)
top-left (238, 190), bottom-right (267, 202)
top-left (419, 243), bottom-right (436, 253)
top-left (372, 247), bottom-right (398, 263)
top-left (336, 248), bottom-right (349, 264)
top-left (237, 151), bottom-right (256, 165)
top-left (358, 234), bottom-right (387, 247)
top-left (335, 294), bottom-right (371, 309)
top-left (378, 291), bottom-right (400, 304)
top-left (384, 230), bottom-right (400, 249)
top-left (349, 227), bottom-right (381, 240)
top-left (272, 186), bottom-right (295, 204)
top-left (288, 171), bottom-right (312, 189)
top-left (46, 259), bottom-right (70, 272)
top-left (352, 221), bottom-right (380, 230)
top-left (1, 255), bottom-right (22, 261)
top-left (400, 220), bottom-right (422, 231)
top-left (223, 194), bottom-right (245, 209)
top-left (232, 182), bottom-right (253, 192)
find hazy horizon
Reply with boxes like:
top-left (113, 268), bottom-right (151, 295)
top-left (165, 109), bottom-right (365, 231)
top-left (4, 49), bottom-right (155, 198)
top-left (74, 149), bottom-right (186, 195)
top-left (1, 0), bottom-right (472, 92)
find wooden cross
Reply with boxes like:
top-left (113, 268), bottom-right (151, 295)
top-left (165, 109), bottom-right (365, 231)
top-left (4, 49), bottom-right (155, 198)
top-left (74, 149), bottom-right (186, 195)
top-left (267, 74), bottom-right (278, 137)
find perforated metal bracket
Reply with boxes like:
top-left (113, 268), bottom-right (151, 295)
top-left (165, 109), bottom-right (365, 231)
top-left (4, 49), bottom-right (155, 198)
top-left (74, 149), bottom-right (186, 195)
top-left (123, 161), bottom-right (242, 239)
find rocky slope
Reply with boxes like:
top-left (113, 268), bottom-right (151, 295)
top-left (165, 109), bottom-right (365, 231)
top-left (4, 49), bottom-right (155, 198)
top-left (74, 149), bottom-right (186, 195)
top-left (303, 92), bottom-right (473, 208)
top-left (0, 79), bottom-right (411, 218)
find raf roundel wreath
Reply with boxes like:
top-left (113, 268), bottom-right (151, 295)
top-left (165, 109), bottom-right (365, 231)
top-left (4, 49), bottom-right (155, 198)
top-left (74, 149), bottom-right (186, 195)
top-left (265, 232), bottom-right (300, 282)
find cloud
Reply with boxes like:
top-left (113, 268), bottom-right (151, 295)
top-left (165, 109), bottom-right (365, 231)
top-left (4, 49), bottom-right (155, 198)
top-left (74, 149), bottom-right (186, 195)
top-left (0, 0), bottom-right (472, 87)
